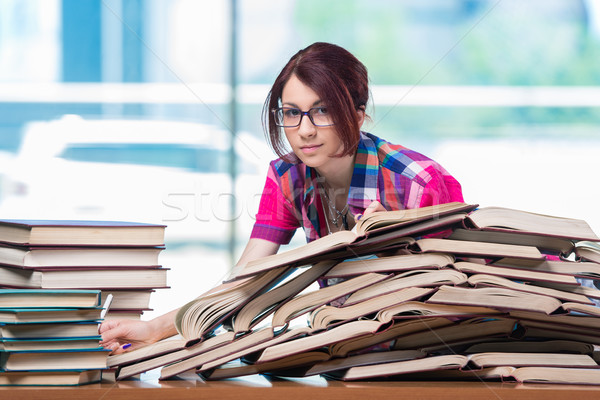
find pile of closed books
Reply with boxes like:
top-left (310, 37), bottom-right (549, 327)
top-left (0, 219), bottom-right (167, 385)
top-left (107, 203), bottom-right (600, 385)
top-left (0, 288), bottom-right (108, 386)
top-left (0, 219), bottom-right (168, 320)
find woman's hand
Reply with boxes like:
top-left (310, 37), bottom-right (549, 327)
top-left (354, 200), bottom-right (387, 222)
top-left (99, 319), bottom-right (159, 354)
top-left (99, 309), bottom-right (179, 354)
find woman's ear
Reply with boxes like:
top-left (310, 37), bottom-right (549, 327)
top-left (357, 106), bottom-right (366, 128)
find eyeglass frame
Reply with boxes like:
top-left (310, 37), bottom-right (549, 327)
top-left (271, 106), bottom-right (335, 128)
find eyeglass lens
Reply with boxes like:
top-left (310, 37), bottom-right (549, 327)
top-left (274, 107), bottom-right (333, 127)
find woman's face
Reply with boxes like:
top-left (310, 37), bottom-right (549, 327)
top-left (281, 74), bottom-right (346, 173)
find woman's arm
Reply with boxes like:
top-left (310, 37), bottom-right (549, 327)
top-left (99, 238), bottom-right (280, 353)
top-left (236, 238), bottom-right (281, 268)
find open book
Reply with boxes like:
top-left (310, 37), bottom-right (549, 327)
top-left (574, 241), bottom-right (600, 264)
top-left (227, 202), bottom-right (477, 281)
top-left (324, 352), bottom-right (598, 381)
top-left (426, 285), bottom-right (564, 315)
top-left (113, 331), bottom-right (236, 379)
top-left (231, 261), bottom-right (337, 334)
top-left (449, 228), bottom-right (576, 255)
top-left (462, 206), bottom-right (600, 241)
top-left (323, 253), bottom-right (455, 279)
top-left (175, 267), bottom-right (292, 342)
top-left (492, 257), bottom-right (600, 280)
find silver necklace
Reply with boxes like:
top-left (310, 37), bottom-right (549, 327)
top-left (320, 183), bottom-right (349, 230)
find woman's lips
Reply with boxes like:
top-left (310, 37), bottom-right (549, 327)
top-left (300, 144), bottom-right (322, 154)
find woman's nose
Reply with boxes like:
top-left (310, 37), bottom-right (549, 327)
top-left (297, 114), bottom-right (316, 137)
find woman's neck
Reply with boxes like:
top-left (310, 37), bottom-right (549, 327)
top-left (315, 153), bottom-right (355, 193)
top-left (316, 153), bottom-right (356, 233)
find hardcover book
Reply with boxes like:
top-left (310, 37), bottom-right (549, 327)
top-left (0, 219), bottom-right (166, 247)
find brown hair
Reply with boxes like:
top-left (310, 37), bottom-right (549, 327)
top-left (262, 42), bottom-right (369, 160)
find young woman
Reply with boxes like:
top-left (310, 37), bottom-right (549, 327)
top-left (100, 42), bottom-right (463, 352)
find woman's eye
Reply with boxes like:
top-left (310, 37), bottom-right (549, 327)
top-left (315, 107), bottom-right (328, 115)
top-left (284, 109), bottom-right (301, 117)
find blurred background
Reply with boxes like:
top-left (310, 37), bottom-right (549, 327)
top-left (0, 0), bottom-right (599, 319)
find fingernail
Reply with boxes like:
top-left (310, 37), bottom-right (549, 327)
top-left (122, 343), bottom-right (132, 349)
top-left (356, 215), bottom-right (362, 220)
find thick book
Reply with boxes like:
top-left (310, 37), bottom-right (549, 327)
top-left (0, 322), bottom-right (101, 339)
top-left (0, 348), bottom-right (109, 371)
top-left (303, 349), bottom-right (426, 378)
top-left (308, 287), bottom-right (436, 332)
top-left (0, 265), bottom-right (168, 289)
top-left (227, 202), bottom-right (477, 281)
top-left (270, 272), bottom-right (390, 328)
top-left (323, 253), bottom-right (455, 279)
top-left (200, 351), bottom-right (333, 380)
top-left (491, 257), bottom-right (600, 280)
top-left (384, 365), bottom-right (600, 385)
top-left (253, 320), bottom-right (385, 364)
top-left (463, 339), bottom-right (595, 355)
top-left (194, 327), bottom-right (317, 375)
top-left (232, 261), bottom-right (337, 334)
top-left (410, 238), bottom-right (544, 260)
top-left (341, 269), bottom-right (467, 306)
top-left (325, 352), bottom-right (598, 381)
top-left (454, 260), bottom-right (582, 285)
top-left (0, 308), bottom-right (102, 324)
top-left (175, 267), bottom-right (292, 342)
top-left (532, 281), bottom-right (600, 301)
top-left (158, 327), bottom-right (289, 380)
top-left (0, 337), bottom-right (102, 351)
top-left (391, 317), bottom-right (519, 351)
top-left (466, 273), bottom-right (593, 304)
top-left (426, 285), bottom-right (564, 314)
top-left (113, 331), bottom-right (236, 378)
top-left (107, 336), bottom-right (190, 368)
top-left (324, 354), bottom-right (467, 380)
top-left (462, 206), bottom-right (600, 241)
top-left (510, 309), bottom-right (600, 331)
top-left (375, 301), bottom-right (503, 322)
top-left (0, 369), bottom-right (102, 386)
top-left (0, 219), bottom-right (165, 247)
top-left (574, 241), bottom-right (600, 264)
top-left (104, 309), bottom-right (148, 321)
top-left (506, 366), bottom-right (600, 385)
top-left (449, 228), bottom-right (575, 255)
top-left (0, 244), bottom-right (164, 268)
top-left (163, 322), bottom-right (383, 379)
top-left (0, 289), bottom-right (101, 308)
top-left (329, 317), bottom-right (454, 358)
top-left (100, 290), bottom-right (154, 310)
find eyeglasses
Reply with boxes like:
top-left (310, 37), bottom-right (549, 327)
top-left (272, 107), bottom-right (334, 128)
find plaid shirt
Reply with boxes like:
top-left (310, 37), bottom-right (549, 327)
top-left (251, 131), bottom-right (464, 244)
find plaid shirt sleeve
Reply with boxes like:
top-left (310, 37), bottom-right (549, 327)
top-left (250, 162), bottom-right (300, 244)
top-left (417, 163), bottom-right (464, 207)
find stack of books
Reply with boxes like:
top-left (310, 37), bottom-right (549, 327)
top-left (0, 288), bottom-right (109, 386)
top-left (107, 203), bottom-right (600, 385)
top-left (0, 219), bottom-right (168, 320)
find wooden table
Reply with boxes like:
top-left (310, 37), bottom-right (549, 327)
top-left (2, 374), bottom-right (600, 400)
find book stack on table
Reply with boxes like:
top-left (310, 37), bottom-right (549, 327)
top-left (0, 288), bottom-right (109, 386)
top-left (0, 219), bottom-right (168, 320)
top-left (108, 203), bottom-right (600, 385)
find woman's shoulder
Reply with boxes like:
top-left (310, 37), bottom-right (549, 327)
top-left (268, 154), bottom-right (305, 178)
top-left (362, 132), bottom-right (441, 172)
